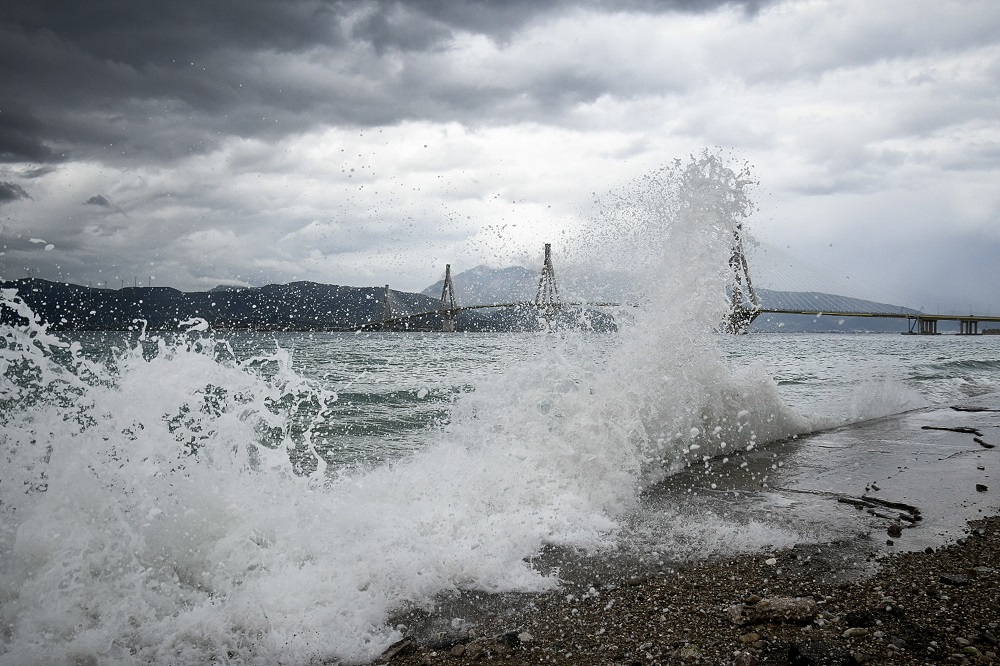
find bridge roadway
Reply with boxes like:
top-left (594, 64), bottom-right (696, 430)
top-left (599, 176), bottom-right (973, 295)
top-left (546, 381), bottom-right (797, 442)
top-left (756, 308), bottom-right (1000, 334)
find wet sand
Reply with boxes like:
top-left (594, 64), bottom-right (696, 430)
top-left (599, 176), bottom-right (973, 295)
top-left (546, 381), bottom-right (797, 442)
top-left (376, 396), bottom-right (1000, 665)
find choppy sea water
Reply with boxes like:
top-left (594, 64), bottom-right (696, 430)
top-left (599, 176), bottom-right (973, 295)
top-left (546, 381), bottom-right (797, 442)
top-left (4, 325), bottom-right (1000, 664)
top-left (3, 156), bottom-right (1000, 664)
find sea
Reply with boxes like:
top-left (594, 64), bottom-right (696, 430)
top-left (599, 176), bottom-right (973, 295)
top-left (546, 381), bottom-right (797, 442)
top-left (3, 156), bottom-right (1000, 664)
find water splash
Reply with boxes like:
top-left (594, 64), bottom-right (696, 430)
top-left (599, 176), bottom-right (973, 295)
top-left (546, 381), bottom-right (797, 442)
top-left (0, 153), bottom-right (809, 664)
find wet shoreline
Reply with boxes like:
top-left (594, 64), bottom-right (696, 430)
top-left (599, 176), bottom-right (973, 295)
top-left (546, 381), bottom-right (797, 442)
top-left (375, 396), bottom-right (1000, 665)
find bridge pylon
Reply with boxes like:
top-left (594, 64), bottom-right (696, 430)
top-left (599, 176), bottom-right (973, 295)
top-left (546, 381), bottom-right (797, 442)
top-left (439, 264), bottom-right (458, 332)
top-left (726, 225), bottom-right (761, 334)
top-left (535, 243), bottom-right (560, 327)
top-left (381, 285), bottom-right (392, 329)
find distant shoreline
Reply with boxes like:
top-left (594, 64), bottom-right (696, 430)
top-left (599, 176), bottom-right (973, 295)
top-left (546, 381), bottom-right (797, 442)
top-left (3, 277), bottom-right (989, 335)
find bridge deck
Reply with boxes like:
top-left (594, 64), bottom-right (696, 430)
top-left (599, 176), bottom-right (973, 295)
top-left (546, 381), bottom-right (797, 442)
top-left (759, 309), bottom-right (1000, 323)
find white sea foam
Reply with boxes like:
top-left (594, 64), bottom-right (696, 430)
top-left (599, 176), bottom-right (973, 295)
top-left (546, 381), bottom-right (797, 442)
top-left (0, 153), bottom-right (813, 664)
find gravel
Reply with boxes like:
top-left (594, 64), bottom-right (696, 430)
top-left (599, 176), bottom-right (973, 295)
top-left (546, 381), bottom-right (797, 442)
top-left (375, 516), bottom-right (1000, 665)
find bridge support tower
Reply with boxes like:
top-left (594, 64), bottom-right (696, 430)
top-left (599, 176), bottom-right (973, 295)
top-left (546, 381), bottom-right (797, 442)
top-left (535, 243), bottom-right (560, 328)
top-left (381, 285), bottom-right (392, 330)
top-left (726, 225), bottom-right (761, 334)
top-left (439, 264), bottom-right (458, 332)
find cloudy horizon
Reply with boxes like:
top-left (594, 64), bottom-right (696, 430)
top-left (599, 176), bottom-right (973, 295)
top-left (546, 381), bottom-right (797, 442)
top-left (2, 0), bottom-right (998, 313)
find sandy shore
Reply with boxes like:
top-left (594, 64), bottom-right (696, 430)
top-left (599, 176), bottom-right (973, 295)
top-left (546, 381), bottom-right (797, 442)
top-left (376, 399), bottom-right (1000, 665)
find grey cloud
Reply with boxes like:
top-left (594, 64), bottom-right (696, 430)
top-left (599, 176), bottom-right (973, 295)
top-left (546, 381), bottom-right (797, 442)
top-left (24, 165), bottom-right (58, 178)
top-left (0, 181), bottom-right (30, 203)
top-left (350, 3), bottom-right (452, 54)
top-left (0, 0), bottom-right (777, 169)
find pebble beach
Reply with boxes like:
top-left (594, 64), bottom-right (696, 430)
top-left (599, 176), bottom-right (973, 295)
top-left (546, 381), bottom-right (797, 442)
top-left (377, 515), bottom-right (1000, 665)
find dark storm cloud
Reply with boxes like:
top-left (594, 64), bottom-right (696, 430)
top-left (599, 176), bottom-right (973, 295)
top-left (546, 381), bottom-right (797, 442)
top-left (85, 194), bottom-right (113, 208)
top-left (1, 1), bottom-right (345, 65)
top-left (0, 181), bottom-right (30, 203)
top-left (350, 0), bottom-right (772, 64)
top-left (0, 0), bottom-right (770, 168)
top-left (84, 193), bottom-right (129, 218)
top-left (366, 0), bottom-right (768, 41)
top-left (2, 0), bottom-right (346, 165)
top-left (0, 108), bottom-right (57, 163)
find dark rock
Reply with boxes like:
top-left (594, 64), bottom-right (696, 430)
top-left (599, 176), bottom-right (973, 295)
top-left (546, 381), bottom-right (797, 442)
top-left (887, 524), bottom-right (903, 538)
top-left (381, 637), bottom-right (415, 661)
top-left (940, 573), bottom-right (970, 586)
top-left (729, 596), bottom-right (818, 625)
top-left (976, 484), bottom-right (989, 492)
top-left (843, 610), bottom-right (877, 628)
top-left (734, 651), bottom-right (760, 666)
top-left (464, 641), bottom-right (485, 660)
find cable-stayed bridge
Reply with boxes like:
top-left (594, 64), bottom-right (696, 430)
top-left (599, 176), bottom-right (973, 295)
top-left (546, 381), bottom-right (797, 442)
top-left (369, 238), bottom-right (1000, 334)
top-left (735, 237), bottom-right (999, 334)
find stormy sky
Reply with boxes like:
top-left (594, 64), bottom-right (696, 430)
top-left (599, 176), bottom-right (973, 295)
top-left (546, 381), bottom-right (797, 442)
top-left (1, 0), bottom-right (998, 313)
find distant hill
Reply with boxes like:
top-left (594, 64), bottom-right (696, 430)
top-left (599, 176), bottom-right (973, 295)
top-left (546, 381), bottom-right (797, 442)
top-left (422, 265), bottom-right (538, 304)
top-left (0, 278), bottom-right (613, 333)
top-left (422, 265), bottom-right (922, 334)
top-left (421, 264), bottom-right (639, 305)
top-left (0, 279), bottom-right (438, 332)
top-left (752, 288), bottom-right (921, 333)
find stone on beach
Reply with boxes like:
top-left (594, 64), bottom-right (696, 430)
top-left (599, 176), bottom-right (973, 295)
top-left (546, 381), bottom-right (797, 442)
top-left (728, 596), bottom-right (818, 625)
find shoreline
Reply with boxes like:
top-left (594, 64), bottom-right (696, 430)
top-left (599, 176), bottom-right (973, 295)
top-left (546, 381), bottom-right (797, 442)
top-left (375, 398), bottom-right (1000, 665)
top-left (377, 515), bottom-right (1000, 665)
